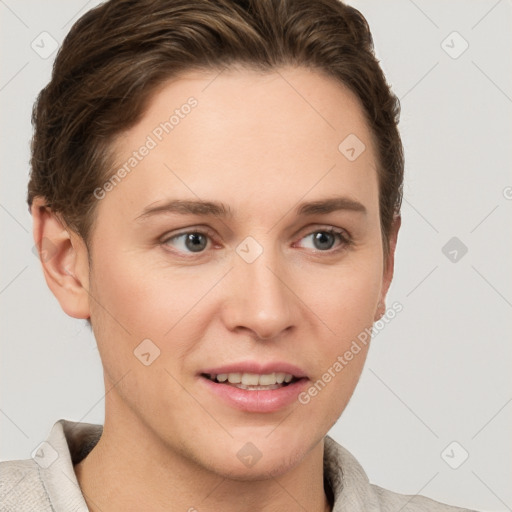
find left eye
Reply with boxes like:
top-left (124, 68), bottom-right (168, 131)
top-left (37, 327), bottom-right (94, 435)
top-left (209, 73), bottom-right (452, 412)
top-left (297, 228), bottom-right (348, 251)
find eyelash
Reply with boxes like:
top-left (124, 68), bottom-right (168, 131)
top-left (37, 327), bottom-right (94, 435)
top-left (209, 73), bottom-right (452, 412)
top-left (160, 226), bottom-right (353, 257)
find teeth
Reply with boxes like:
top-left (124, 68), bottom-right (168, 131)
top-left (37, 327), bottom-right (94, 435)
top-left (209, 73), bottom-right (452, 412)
top-left (236, 383), bottom-right (281, 390)
top-left (241, 373), bottom-right (260, 385)
top-left (209, 372), bottom-right (296, 386)
top-left (227, 373), bottom-right (242, 384)
top-left (258, 373), bottom-right (276, 385)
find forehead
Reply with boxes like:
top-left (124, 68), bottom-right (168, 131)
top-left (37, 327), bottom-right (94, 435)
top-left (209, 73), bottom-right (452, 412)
top-left (101, 66), bottom-right (378, 223)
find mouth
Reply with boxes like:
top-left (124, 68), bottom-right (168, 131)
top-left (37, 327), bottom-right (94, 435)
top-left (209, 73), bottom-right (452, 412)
top-left (198, 363), bottom-right (309, 412)
top-left (201, 372), bottom-right (301, 391)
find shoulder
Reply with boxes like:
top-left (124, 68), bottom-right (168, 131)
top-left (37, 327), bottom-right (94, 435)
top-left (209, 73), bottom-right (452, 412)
top-left (323, 436), bottom-right (479, 512)
top-left (0, 458), bottom-right (53, 511)
top-left (370, 483), bottom-right (478, 512)
top-left (0, 418), bottom-right (100, 512)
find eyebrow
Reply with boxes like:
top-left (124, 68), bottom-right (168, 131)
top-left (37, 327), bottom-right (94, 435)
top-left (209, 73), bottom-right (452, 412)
top-left (135, 196), bottom-right (366, 222)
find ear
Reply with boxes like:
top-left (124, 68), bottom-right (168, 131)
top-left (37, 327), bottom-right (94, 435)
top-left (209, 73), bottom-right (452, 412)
top-left (31, 196), bottom-right (91, 319)
top-left (374, 214), bottom-right (401, 321)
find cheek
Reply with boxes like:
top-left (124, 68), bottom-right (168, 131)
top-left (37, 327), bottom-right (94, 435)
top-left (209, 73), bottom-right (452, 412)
top-left (87, 252), bottom-right (200, 417)
top-left (294, 253), bottom-right (382, 416)
top-left (89, 242), bottom-right (182, 333)
top-left (303, 251), bottom-right (384, 335)
top-left (88, 244), bottom-right (218, 374)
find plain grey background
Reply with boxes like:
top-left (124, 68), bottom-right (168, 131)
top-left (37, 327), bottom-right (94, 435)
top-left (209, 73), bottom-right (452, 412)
top-left (1, 1), bottom-right (511, 511)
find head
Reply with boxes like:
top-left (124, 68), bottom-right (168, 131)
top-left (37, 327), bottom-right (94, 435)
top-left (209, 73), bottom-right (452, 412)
top-left (29, 0), bottom-right (403, 479)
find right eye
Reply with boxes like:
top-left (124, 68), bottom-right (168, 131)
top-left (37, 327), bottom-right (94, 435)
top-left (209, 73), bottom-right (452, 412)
top-left (161, 230), bottom-right (213, 254)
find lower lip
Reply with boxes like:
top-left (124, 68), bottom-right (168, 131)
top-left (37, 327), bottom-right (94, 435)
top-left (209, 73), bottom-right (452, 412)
top-left (199, 376), bottom-right (309, 413)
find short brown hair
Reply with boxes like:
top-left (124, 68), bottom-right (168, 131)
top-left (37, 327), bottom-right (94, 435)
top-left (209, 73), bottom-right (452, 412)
top-left (27, 0), bottom-right (403, 258)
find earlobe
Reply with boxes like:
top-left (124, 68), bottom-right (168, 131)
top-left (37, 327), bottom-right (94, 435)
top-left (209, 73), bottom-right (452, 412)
top-left (31, 197), bottom-right (91, 320)
top-left (374, 214), bottom-right (401, 322)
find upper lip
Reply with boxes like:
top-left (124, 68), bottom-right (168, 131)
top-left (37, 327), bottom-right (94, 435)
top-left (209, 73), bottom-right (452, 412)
top-left (200, 361), bottom-right (308, 379)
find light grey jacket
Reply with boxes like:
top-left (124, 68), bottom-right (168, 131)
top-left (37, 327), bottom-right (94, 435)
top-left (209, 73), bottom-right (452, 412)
top-left (0, 419), bottom-right (478, 511)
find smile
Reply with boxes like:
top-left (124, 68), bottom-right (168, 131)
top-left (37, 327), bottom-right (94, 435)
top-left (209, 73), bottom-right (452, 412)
top-left (202, 372), bottom-right (298, 390)
top-left (198, 363), bottom-right (309, 413)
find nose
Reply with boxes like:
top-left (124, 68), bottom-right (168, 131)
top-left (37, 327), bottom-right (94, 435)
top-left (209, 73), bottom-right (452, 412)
top-left (221, 244), bottom-right (299, 340)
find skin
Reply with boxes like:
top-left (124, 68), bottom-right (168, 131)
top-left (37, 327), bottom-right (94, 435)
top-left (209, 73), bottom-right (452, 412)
top-left (31, 65), bottom-right (400, 512)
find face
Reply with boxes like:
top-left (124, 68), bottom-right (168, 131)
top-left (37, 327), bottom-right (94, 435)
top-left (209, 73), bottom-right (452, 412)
top-left (65, 66), bottom-right (396, 478)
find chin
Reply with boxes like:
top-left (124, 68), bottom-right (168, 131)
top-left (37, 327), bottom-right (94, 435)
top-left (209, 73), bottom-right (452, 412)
top-left (201, 436), bottom-right (314, 481)
top-left (210, 452), bottom-right (304, 481)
